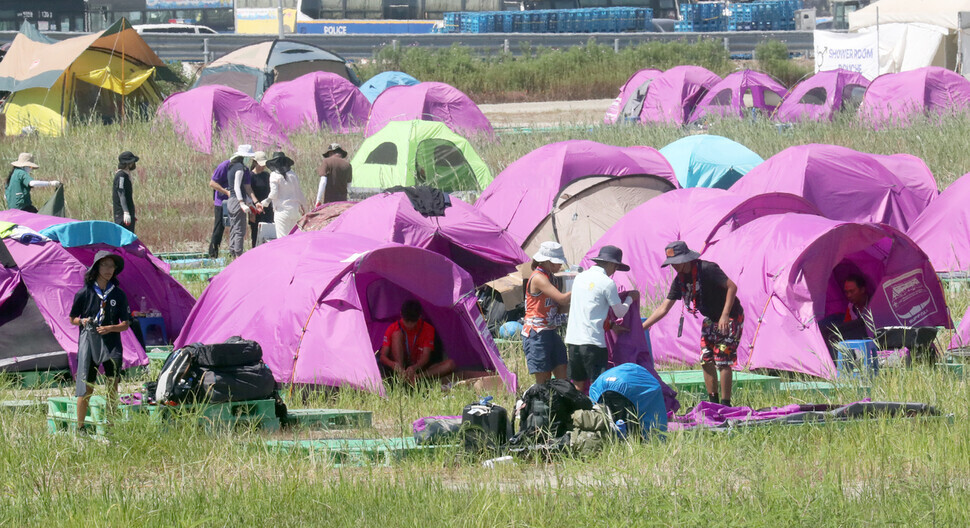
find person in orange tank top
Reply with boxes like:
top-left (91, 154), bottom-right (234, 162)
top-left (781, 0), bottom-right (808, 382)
top-left (522, 241), bottom-right (572, 385)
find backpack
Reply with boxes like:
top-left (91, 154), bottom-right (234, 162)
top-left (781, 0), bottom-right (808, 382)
top-left (155, 336), bottom-right (277, 405)
top-left (509, 379), bottom-right (593, 445)
top-left (461, 399), bottom-right (510, 454)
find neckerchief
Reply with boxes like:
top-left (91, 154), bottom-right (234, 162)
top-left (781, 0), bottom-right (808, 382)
top-left (92, 282), bottom-right (115, 325)
top-left (401, 319), bottom-right (425, 365)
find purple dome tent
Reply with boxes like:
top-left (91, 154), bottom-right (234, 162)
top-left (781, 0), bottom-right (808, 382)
top-left (860, 66), bottom-right (970, 127)
top-left (604, 68), bottom-right (662, 124)
top-left (156, 85), bottom-right (290, 154)
top-left (688, 70), bottom-right (787, 123)
top-left (322, 192), bottom-right (528, 286)
top-left (582, 189), bottom-right (821, 364)
top-left (951, 305), bottom-right (970, 351)
top-left (639, 65), bottom-right (721, 125)
top-left (730, 144), bottom-right (938, 232)
top-left (0, 210), bottom-right (195, 374)
top-left (475, 140), bottom-right (678, 265)
top-left (774, 69), bottom-right (870, 123)
top-left (174, 232), bottom-right (516, 395)
top-left (260, 71), bottom-right (371, 133)
top-left (364, 82), bottom-right (494, 139)
top-left (907, 173), bottom-right (970, 272)
top-left (702, 214), bottom-right (950, 379)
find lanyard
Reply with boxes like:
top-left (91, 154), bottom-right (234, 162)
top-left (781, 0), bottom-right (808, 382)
top-left (402, 319), bottom-right (424, 364)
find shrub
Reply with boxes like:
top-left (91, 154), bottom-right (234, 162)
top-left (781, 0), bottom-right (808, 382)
top-left (755, 40), bottom-right (812, 86)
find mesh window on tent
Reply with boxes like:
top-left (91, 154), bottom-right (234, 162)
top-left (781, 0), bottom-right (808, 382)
top-left (799, 87), bottom-right (828, 105)
top-left (415, 139), bottom-right (477, 190)
top-left (710, 89), bottom-right (733, 106)
top-left (364, 142), bottom-right (398, 165)
top-left (842, 84), bottom-right (867, 112)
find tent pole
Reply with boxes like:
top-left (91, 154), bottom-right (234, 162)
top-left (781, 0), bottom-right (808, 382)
top-left (121, 32), bottom-right (126, 128)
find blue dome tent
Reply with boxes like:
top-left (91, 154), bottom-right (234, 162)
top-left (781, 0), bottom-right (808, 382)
top-left (360, 71), bottom-right (420, 103)
top-left (660, 135), bottom-right (763, 189)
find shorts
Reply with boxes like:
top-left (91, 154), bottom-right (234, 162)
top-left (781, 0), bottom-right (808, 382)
top-left (86, 357), bottom-right (121, 384)
top-left (523, 329), bottom-right (568, 374)
top-left (567, 344), bottom-right (608, 383)
top-left (700, 313), bottom-right (745, 368)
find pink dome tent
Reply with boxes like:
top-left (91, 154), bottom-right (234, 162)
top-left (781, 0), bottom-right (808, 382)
top-left (364, 82), bottom-right (494, 139)
top-left (322, 192), bottom-right (528, 286)
top-left (907, 173), bottom-right (970, 272)
top-left (639, 65), bottom-right (721, 126)
top-left (730, 144), bottom-right (938, 232)
top-left (475, 140), bottom-right (678, 265)
top-left (703, 214), bottom-right (950, 379)
top-left (581, 189), bottom-right (821, 364)
top-left (261, 71), bottom-right (371, 133)
top-left (774, 69), bottom-right (870, 123)
top-left (604, 68), bottom-right (662, 124)
top-left (0, 210), bottom-right (195, 374)
top-left (156, 85), bottom-right (289, 154)
top-left (951, 305), bottom-right (970, 351)
top-left (688, 70), bottom-right (787, 123)
top-left (174, 232), bottom-right (516, 395)
top-left (859, 66), bottom-right (970, 127)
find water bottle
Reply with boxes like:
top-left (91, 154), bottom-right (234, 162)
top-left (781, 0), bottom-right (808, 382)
top-left (615, 419), bottom-right (628, 439)
top-left (138, 296), bottom-right (149, 317)
top-left (479, 395), bottom-right (493, 406)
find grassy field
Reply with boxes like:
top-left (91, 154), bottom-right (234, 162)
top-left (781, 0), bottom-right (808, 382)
top-left (4, 64), bottom-right (970, 524)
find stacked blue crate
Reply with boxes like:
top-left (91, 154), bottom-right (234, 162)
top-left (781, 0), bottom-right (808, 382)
top-left (446, 6), bottom-right (658, 34)
top-left (726, 0), bottom-right (801, 32)
top-left (443, 12), bottom-right (460, 33)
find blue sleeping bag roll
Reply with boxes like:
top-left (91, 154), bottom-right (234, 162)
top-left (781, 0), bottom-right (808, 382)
top-left (590, 363), bottom-right (668, 436)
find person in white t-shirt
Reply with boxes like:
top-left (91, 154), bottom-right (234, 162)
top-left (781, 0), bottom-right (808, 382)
top-left (564, 245), bottom-right (638, 393)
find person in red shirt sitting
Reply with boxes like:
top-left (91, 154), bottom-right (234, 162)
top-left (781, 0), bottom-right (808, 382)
top-left (377, 300), bottom-right (455, 383)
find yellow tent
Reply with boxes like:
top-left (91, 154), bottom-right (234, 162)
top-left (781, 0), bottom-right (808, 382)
top-left (0, 19), bottom-right (166, 137)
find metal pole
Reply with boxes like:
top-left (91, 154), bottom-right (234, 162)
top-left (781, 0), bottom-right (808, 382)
top-left (278, 0), bottom-right (284, 39)
top-left (504, 38), bottom-right (509, 53)
top-left (613, 38), bottom-right (619, 53)
top-left (203, 38), bottom-right (210, 66)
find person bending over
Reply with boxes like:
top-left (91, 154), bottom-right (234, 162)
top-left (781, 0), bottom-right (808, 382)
top-left (642, 241), bottom-right (743, 407)
top-left (377, 300), bottom-right (455, 383)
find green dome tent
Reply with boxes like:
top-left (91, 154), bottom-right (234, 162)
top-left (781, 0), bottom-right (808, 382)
top-left (351, 120), bottom-right (492, 192)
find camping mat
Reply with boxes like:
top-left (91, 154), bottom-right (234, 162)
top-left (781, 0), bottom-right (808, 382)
top-left (668, 400), bottom-right (946, 431)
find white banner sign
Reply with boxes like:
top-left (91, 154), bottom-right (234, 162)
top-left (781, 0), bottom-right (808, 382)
top-left (814, 30), bottom-right (880, 80)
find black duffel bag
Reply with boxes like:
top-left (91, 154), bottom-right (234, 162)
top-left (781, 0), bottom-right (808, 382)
top-left (197, 363), bottom-right (276, 404)
top-left (193, 336), bottom-right (262, 368)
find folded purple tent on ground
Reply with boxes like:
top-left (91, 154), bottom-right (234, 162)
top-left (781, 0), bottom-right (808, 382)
top-left (174, 232), bottom-right (516, 395)
top-left (730, 144), bottom-right (938, 232)
top-left (702, 214), bottom-right (950, 379)
top-left (364, 82), bottom-right (494, 139)
top-left (639, 65), bottom-right (721, 126)
top-left (261, 71), bottom-right (370, 133)
top-left (0, 210), bottom-right (195, 374)
top-left (475, 140), bottom-right (677, 264)
top-left (322, 192), bottom-right (528, 286)
top-left (774, 69), bottom-right (870, 123)
top-left (907, 173), bottom-right (970, 272)
top-left (582, 189), bottom-right (821, 364)
top-left (688, 70), bottom-right (787, 123)
top-left (604, 68), bottom-right (662, 124)
top-left (156, 84), bottom-right (290, 154)
top-left (860, 66), bottom-right (970, 127)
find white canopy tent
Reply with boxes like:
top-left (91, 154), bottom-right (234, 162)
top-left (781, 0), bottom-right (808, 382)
top-left (849, 0), bottom-right (970, 75)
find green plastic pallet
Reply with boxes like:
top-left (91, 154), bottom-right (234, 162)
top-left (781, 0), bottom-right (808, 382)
top-left (170, 268), bottom-right (222, 281)
top-left (659, 370), bottom-right (781, 394)
top-left (8, 369), bottom-right (72, 389)
top-left (156, 251), bottom-right (208, 261)
top-left (937, 362), bottom-right (965, 377)
top-left (146, 351), bottom-right (171, 363)
top-left (285, 409), bottom-right (372, 429)
top-left (125, 399), bottom-right (280, 432)
top-left (266, 437), bottom-right (436, 466)
top-left (48, 396), bottom-right (109, 423)
top-left (0, 400), bottom-right (46, 412)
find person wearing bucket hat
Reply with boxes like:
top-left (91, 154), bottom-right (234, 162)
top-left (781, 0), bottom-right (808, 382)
top-left (224, 145), bottom-right (265, 258)
top-left (642, 241), bottom-right (744, 406)
top-left (248, 151), bottom-right (273, 249)
top-left (315, 142), bottom-right (352, 206)
top-left (260, 151), bottom-right (308, 239)
top-left (69, 250), bottom-right (132, 432)
top-left (564, 245), bottom-right (639, 393)
top-left (4, 153), bottom-right (61, 213)
top-left (521, 241), bottom-right (573, 384)
top-left (206, 147), bottom-right (262, 257)
top-left (112, 151), bottom-right (140, 233)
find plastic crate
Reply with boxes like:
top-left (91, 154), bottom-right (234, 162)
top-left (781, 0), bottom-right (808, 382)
top-left (285, 408), bottom-right (373, 429)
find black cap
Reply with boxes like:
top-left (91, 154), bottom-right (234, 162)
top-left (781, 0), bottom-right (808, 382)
top-left (118, 151), bottom-right (139, 164)
top-left (591, 245), bottom-right (630, 272)
top-left (661, 241), bottom-right (701, 267)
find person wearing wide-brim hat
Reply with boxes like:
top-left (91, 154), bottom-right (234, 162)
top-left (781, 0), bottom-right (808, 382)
top-left (223, 145), bottom-right (265, 258)
top-left (247, 151), bottom-right (273, 249)
top-left (259, 151), bottom-right (308, 239)
top-left (315, 142), bottom-right (352, 207)
top-left (69, 250), bottom-right (133, 433)
top-left (642, 241), bottom-right (744, 407)
top-left (522, 241), bottom-right (573, 384)
top-left (112, 151), bottom-right (140, 233)
top-left (4, 153), bottom-right (61, 213)
top-left (564, 245), bottom-right (639, 393)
